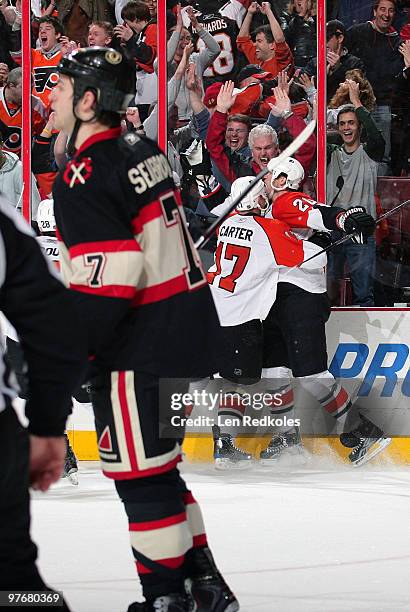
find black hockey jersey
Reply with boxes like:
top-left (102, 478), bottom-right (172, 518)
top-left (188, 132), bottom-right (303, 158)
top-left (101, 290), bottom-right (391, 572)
top-left (53, 129), bottom-right (224, 378)
top-left (186, 8), bottom-right (244, 88)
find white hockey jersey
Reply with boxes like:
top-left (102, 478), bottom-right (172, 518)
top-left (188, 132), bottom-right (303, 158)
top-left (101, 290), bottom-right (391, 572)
top-left (207, 213), bottom-right (327, 326)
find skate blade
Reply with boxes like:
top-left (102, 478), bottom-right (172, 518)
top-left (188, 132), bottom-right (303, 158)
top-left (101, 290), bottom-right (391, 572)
top-left (191, 599), bottom-right (239, 612)
top-left (68, 471), bottom-right (79, 485)
top-left (352, 437), bottom-right (392, 467)
top-left (214, 458), bottom-right (253, 471)
top-left (62, 468), bottom-right (79, 485)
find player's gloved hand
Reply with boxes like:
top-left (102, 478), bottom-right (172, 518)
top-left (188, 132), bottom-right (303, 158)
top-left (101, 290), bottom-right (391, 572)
top-left (336, 206), bottom-right (376, 244)
top-left (308, 231), bottom-right (332, 250)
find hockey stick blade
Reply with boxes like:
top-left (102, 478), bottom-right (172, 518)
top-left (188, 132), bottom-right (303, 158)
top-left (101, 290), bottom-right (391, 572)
top-left (194, 119), bottom-right (317, 250)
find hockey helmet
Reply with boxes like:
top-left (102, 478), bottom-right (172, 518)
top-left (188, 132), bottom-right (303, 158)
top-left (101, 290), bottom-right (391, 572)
top-left (231, 177), bottom-right (269, 215)
top-left (269, 156), bottom-right (304, 191)
top-left (58, 47), bottom-right (133, 114)
top-left (37, 198), bottom-right (56, 234)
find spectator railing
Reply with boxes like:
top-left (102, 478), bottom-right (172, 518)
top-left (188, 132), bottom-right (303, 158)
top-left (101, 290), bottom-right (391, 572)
top-left (316, 0), bottom-right (326, 203)
top-left (157, 0), bottom-right (167, 152)
top-left (22, 0), bottom-right (32, 223)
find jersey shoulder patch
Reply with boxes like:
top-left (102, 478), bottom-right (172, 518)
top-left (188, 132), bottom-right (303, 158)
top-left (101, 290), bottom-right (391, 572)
top-left (120, 131), bottom-right (142, 152)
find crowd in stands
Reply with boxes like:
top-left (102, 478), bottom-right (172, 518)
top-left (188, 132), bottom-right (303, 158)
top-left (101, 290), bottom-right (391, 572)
top-left (0, 0), bottom-right (409, 305)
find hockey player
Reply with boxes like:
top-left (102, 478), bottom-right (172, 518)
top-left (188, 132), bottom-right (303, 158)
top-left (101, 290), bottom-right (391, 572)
top-left (0, 197), bottom-right (86, 606)
top-left (37, 198), bottom-right (79, 485)
top-left (259, 156), bottom-right (391, 466)
top-left (207, 176), bottom-right (328, 468)
top-left (50, 47), bottom-right (238, 611)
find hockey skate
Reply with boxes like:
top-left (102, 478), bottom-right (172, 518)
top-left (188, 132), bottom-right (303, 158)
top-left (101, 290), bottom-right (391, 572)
top-left (127, 593), bottom-right (190, 611)
top-left (259, 428), bottom-right (307, 466)
top-left (62, 434), bottom-right (79, 485)
top-left (212, 425), bottom-right (252, 470)
top-left (184, 546), bottom-right (239, 612)
top-left (340, 415), bottom-right (392, 467)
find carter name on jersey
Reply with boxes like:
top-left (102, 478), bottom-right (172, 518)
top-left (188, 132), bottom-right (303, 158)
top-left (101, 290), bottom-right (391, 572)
top-left (128, 153), bottom-right (173, 194)
top-left (219, 224), bottom-right (254, 241)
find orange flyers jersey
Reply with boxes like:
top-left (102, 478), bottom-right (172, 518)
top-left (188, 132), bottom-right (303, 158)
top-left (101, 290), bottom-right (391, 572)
top-left (0, 88), bottom-right (47, 155)
top-left (207, 213), bottom-right (326, 326)
top-left (267, 191), bottom-right (337, 294)
top-left (32, 48), bottom-right (62, 107)
top-left (270, 191), bottom-right (331, 232)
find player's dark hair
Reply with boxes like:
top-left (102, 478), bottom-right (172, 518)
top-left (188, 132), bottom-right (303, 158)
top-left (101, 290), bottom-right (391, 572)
top-left (253, 25), bottom-right (274, 44)
top-left (96, 110), bottom-right (122, 128)
top-left (121, 1), bottom-right (151, 23)
top-left (38, 16), bottom-right (64, 37)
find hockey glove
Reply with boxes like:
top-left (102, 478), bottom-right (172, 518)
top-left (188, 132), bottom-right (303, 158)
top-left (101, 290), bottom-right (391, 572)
top-left (336, 206), bottom-right (376, 244)
top-left (308, 231), bottom-right (332, 250)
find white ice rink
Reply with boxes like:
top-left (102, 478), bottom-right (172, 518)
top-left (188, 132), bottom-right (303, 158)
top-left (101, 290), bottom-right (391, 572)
top-left (31, 460), bottom-right (410, 612)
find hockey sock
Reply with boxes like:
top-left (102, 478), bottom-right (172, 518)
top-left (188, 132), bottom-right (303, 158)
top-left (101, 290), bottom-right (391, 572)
top-left (115, 469), bottom-right (192, 600)
top-left (297, 370), bottom-right (352, 424)
top-left (182, 490), bottom-right (208, 549)
top-left (261, 367), bottom-right (296, 433)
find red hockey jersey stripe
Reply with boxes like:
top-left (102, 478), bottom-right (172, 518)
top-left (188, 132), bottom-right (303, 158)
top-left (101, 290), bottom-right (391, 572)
top-left (131, 199), bottom-right (163, 234)
top-left (131, 274), bottom-right (190, 306)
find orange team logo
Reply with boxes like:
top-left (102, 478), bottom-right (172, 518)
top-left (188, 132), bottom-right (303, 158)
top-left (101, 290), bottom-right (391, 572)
top-left (33, 66), bottom-right (60, 94)
top-left (63, 158), bottom-right (93, 188)
top-left (0, 123), bottom-right (21, 153)
top-left (0, 88), bottom-right (22, 152)
top-left (31, 48), bottom-right (62, 106)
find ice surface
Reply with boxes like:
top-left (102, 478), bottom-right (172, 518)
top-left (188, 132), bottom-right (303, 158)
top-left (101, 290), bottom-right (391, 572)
top-left (31, 459), bottom-right (410, 612)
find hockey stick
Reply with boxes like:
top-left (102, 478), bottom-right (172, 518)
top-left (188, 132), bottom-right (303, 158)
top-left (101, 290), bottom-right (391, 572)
top-left (297, 197), bottom-right (410, 268)
top-left (194, 119), bottom-right (317, 250)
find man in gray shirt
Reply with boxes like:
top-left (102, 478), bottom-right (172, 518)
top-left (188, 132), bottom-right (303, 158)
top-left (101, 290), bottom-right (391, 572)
top-left (327, 80), bottom-right (385, 306)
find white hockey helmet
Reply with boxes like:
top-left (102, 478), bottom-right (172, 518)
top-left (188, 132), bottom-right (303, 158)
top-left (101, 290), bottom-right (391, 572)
top-left (231, 176), bottom-right (269, 215)
top-left (36, 198), bottom-right (56, 233)
top-left (270, 156), bottom-right (304, 191)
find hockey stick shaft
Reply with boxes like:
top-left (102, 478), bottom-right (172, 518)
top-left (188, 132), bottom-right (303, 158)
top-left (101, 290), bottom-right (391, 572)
top-left (194, 165), bottom-right (269, 250)
top-left (376, 198), bottom-right (410, 223)
top-left (298, 197), bottom-right (410, 268)
top-left (194, 119), bottom-right (317, 250)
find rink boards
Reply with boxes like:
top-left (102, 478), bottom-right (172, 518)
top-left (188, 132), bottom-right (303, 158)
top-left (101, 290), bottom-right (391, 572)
top-left (67, 308), bottom-right (410, 464)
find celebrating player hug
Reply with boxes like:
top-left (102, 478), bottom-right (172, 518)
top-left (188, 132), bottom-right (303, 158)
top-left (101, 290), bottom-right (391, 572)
top-left (2, 1), bottom-right (409, 607)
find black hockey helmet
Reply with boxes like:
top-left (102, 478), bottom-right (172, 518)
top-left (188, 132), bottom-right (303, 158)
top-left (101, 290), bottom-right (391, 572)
top-left (58, 47), bottom-right (133, 114)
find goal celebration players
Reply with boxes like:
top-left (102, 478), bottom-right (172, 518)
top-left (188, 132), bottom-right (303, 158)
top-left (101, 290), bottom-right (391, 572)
top-left (208, 162), bottom-right (391, 468)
